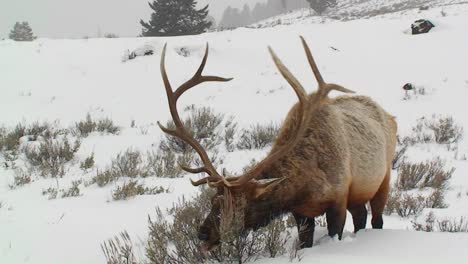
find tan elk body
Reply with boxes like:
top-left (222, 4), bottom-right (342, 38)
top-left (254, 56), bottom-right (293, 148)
top-left (158, 36), bottom-right (397, 250)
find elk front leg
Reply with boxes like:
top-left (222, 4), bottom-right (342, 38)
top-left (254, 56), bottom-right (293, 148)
top-left (325, 200), bottom-right (347, 239)
top-left (293, 213), bottom-right (315, 248)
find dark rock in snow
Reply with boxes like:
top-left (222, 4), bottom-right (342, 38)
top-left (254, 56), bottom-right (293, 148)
top-left (411, 19), bottom-right (435, 35)
top-left (403, 83), bottom-right (415, 91)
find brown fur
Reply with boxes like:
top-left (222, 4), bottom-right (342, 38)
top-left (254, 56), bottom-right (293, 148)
top-left (263, 93), bottom-right (397, 216)
top-left (198, 91), bottom-right (397, 249)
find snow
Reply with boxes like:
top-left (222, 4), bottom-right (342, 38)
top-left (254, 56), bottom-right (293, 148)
top-left (1, 2), bottom-right (468, 264)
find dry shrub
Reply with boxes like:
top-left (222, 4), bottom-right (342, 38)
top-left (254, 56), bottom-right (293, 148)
top-left (24, 121), bottom-right (65, 141)
top-left (412, 213), bottom-right (468, 233)
top-left (237, 123), bottom-right (279, 150)
top-left (438, 217), bottom-right (468, 232)
top-left (24, 137), bottom-right (80, 178)
top-left (160, 106), bottom-right (223, 154)
top-left (394, 193), bottom-right (426, 217)
top-left (412, 212), bottom-right (436, 232)
top-left (41, 180), bottom-right (82, 199)
top-left (408, 115), bottom-right (463, 145)
top-left (112, 180), bottom-right (167, 201)
top-left (385, 187), bottom-right (448, 217)
top-left (61, 180), bottom-right (82, 198)
top-left (392, 136), bottom-right (408, 170)
top-left (145, 149), bottom-right (182, 178)
top-left (424, 189), bottom-right (447, 209)
top-left (429, 116), bottom-right (464, 144)
top-left (93, 169), bottom-right (114, 187)
top-left (385, 189), bottom-right (426, 217)
top-left (42, 186), bottom-right (58, 200)
top-left (158, 106), bottom-right (227, 175)
top-left (0, 123), bottom-right (26, 151)
top-left (80, 152), bottom-right (95, 171)
top-left (73, 114), bottom-right (120, 137)
top-left (110, 149), bottom-right (145, 178)
top-left (288, 238), bottom-right (304, 262)
top-left (224, 116), bottom-right (237, 152)
top-left (396, 159), bottom-right (454, 191)
top-left (102, 231), bottom-right (138, 264)
top-left (145, 188), bottom-right (291, 263)
top-left (9, 168), bottom-right (32, 189)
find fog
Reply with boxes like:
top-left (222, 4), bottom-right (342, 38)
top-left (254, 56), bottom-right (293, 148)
top-left (0, 0), bottom-right (267, 39)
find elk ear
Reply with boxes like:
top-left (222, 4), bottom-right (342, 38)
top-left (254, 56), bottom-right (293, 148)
top-left (254, 178), bottom-right (286, 199)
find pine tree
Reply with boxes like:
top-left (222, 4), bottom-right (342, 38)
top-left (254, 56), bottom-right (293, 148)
top-left (9, 22), bottom-right (36, 41)
top-left (140, 0), bottom-right (212, 37)
top-left (306, 0), bottom-right (337, 15)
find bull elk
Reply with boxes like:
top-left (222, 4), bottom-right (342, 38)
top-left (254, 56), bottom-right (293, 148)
top-left (157, 37), bottom-right (397, 251)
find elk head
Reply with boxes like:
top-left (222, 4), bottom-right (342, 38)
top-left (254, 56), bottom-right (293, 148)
top-left (157, 37), bottom-right (353, 252)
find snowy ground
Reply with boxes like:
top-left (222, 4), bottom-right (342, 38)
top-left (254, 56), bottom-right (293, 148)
top-left (1, 2), bottom-right (468, 264)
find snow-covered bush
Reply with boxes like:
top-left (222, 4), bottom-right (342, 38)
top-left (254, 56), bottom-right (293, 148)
top-left (224, 116), bottom-right (237, 152)
top-left (385, 190), bottom-right (426, 217)
top-left (104, 33), bottom-right (119, 38)
top-left (407, 115), bottom-right (463, 145)
top-left (237, 123), bottom-right (279, 150)
top-left (145, 149), bottom-right (183, 178)
top-left (396, 158), bottom-right (454, 191)
top-left (438, 217), bottom-right (468, 232)
top-left (386, 157), bottom-right (453, 217)
top-left (72, 114), bottom-right (120, 137)
top-left (24, 137), bottom-right (81, 178)
top-left (92, 169), bottom-right (114, 187)
top-left (175, 46), bottom-right (191, 57)
top-left (121, 45), bottom-right (155, 62)
top-left (160, 106), bottom-right (224, 154)
top-left (61, 180), bottom-right (82, 198)
top-left (158, 106), bottom-right (228, 173)
top-left (110, 149), bottom-right (145, 178)
top-left (144, 188), bottom-right (291, 264)
top-left (101, 231), bottom-right (137, 264)
top-left (392, 136), bottom-right (408, 170)
top-left (9, 168), bottom-right (32, 189)
top-left (0, 123), bottom-right (27, 152)
top-left (412, 213), bottom-right (468, 233)
top-left (80, 152), bottom-right (95, 171)
top-left (412, 212), bottom-right (436, 232)
top-left (112, 180), bottom-right (167, 201)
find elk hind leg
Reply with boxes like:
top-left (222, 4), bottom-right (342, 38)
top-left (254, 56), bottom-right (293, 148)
top-left (325, 199), bottom-right (347, 239)
top-left (293, 213), bottom-right (315, 248)
top-left (348, 204), bottom-right (367, 233)
top-left (370, 169), bottom-right (390, 229)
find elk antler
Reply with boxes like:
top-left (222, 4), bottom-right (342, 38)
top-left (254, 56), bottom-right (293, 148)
top-left (300, 36), bottom-right (355, 98)
top-left (209, 37), bottom-right (355, 188)
top-left (157, 43), bottom-right (233, 187)
top-left (206, 45), bottom-right (311, 188)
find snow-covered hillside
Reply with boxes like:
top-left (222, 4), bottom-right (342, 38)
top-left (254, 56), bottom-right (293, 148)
top-left (1, 3), bottom-right (468, 264)
top-left (251, 0), bottom-right (468, 28)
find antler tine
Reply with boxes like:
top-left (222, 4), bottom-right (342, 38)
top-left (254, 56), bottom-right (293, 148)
top-left (221, 47), bottom-right (310, 188)
top-left (300, 36), bottom-right (325, 88)
top-left (268, 47), bottom-right (308, 106)
top-left (300, 36), bottom-right (355, 97)
top-left (174, 44), bottom-right (233, 101)
top-left (158, 43), bottom-right (233, 187)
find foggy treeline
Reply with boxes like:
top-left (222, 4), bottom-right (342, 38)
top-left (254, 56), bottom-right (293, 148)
top-left (219, 0), bottom-right (309, 28)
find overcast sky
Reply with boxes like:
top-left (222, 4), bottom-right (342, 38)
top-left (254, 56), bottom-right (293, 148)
top-left (0, 0), bottom-right (267, 39)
